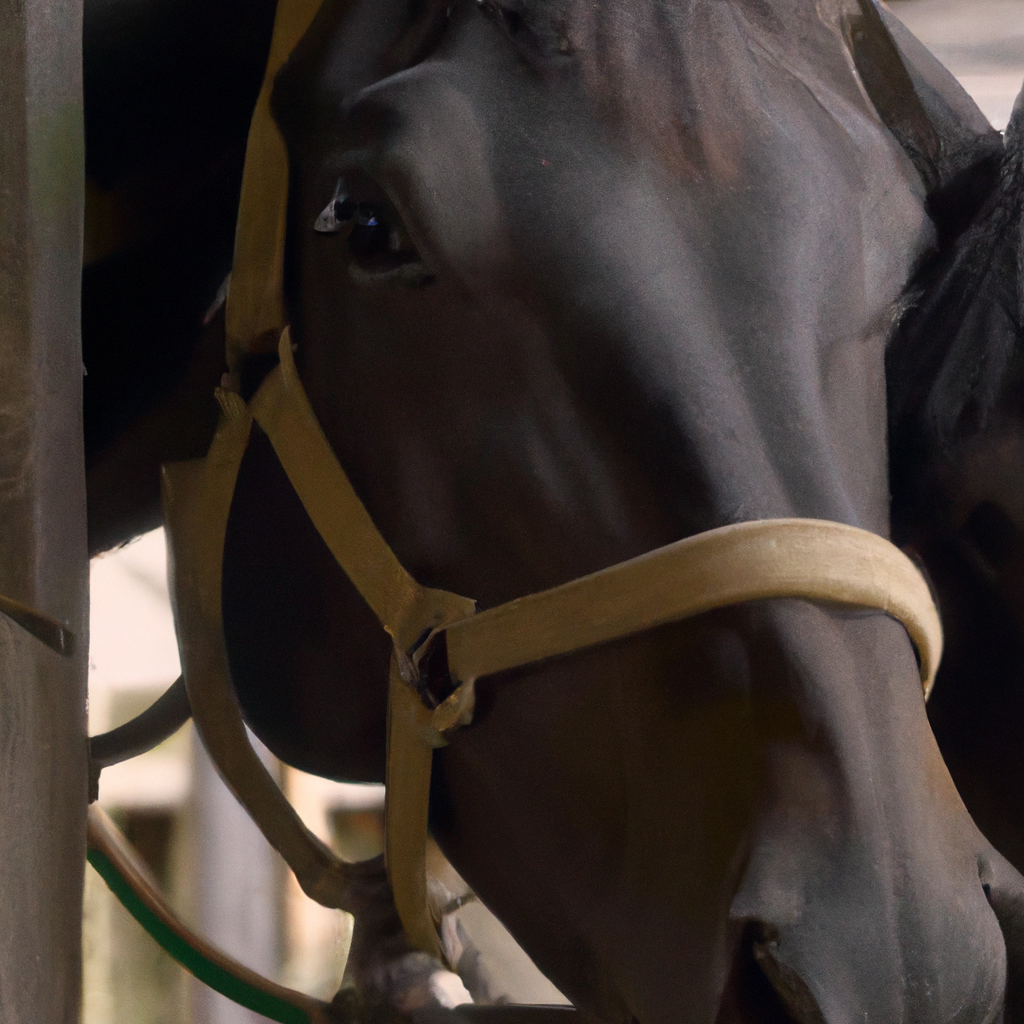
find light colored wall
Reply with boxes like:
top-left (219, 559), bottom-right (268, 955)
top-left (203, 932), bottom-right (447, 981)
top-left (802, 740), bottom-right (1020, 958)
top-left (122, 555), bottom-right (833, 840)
top-left (890, 0), bottom-right (1024, 129)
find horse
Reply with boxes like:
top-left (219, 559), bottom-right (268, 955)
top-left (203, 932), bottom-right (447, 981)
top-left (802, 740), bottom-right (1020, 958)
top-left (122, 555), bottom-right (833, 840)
top-left (82, 0), bottom-right (1024, 1021)
top-left (888, 76), bottom-right (1024, 893)
top-left (208, 0), bottom-right (1024, 1021)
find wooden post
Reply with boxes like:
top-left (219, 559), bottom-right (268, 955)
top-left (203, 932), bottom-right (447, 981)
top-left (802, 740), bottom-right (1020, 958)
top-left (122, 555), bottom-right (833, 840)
top-left (0, 0), bottom-right (88, 1018)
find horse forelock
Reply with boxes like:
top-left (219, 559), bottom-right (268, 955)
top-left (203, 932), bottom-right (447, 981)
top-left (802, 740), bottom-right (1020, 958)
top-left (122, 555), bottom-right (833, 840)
top-left (468, 0), bottom-right (762, 179)
top-left (269, 0), bottom-right (871, 185)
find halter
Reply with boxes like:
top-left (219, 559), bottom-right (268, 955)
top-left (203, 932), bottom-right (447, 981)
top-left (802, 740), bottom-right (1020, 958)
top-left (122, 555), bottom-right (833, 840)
top-left (86, 0), bottom-right (943, 1013)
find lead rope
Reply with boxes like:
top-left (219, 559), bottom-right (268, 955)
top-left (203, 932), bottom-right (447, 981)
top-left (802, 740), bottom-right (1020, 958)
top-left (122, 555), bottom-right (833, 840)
top-left (86, 804), bottom-right (335, 1024)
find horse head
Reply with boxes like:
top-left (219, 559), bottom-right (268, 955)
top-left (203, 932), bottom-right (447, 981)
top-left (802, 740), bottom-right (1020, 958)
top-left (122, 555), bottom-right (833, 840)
top-left (215, 1), bottom-right (1024, 1021)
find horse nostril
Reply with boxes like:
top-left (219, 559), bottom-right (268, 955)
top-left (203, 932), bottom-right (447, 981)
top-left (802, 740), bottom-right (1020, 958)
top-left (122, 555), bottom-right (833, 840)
top-left (751, 930), bottom-right (826, 1024)
top-left (717, 924), bottom-right (811, 1024)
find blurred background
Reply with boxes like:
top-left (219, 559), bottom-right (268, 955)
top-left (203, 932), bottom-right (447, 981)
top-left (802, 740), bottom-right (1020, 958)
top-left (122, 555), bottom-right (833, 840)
top-left (85, 528), bottom-right (387, 1024)
top-left (889, 0), bottom-right (1024, 129)
top-left (82, 4), bottom-right (1024, 1021)
top-left (85, 528), bottom-right (568, 1024)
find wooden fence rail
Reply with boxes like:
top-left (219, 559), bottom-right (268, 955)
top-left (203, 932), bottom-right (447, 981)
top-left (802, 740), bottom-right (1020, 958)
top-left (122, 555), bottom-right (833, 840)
top-left (0, 0), bottom-right (88, 1019)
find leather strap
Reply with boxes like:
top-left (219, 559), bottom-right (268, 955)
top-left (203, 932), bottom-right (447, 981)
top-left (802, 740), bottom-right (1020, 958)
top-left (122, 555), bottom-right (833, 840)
top-left (442, 518), bottom-right (941, 694)
top-left (162, 396), bottom-right (359, 911)
top-left (387, 652), bottom-right (449, 958)
top-left (255, 337), bottom-right (941, 698)
top-left (249, 332), bottom-right (477, 655)
top-left (224, 0), bottom-right (323, 372)
top-left (247, 331), bottom-right (474, 958)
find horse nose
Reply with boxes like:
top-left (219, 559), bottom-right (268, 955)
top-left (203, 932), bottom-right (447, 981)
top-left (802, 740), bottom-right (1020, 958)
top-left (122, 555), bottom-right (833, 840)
top-left (725, 843), bottom-right (1009, 1024)
top-left (722, 907), bottom-right (1007, 1024)
top-left (714, 922), bottom-right (828, 1024)
top-left (981, 849), bottom-right (1024, 1022)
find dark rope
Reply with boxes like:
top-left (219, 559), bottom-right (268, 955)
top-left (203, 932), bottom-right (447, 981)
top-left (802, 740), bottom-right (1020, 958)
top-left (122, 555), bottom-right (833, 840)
top-left (89, 675), bottom-right (191, 800)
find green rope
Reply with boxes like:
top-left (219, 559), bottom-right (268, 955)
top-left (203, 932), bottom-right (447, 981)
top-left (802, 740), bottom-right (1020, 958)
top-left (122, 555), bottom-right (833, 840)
top-left (87, 847), bottom-right (310, 1024)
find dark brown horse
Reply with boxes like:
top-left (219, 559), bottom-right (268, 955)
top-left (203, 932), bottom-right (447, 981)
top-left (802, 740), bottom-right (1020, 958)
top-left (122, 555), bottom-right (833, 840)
top-left (83, 0), bottom-right (1024, 1022)
top-left (888, 73), bottom-right (1024, 914)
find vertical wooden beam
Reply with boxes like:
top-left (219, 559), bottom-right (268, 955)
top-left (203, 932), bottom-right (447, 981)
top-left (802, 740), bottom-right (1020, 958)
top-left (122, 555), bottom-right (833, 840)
top-left (0, 0), bottom-right (88, 1018)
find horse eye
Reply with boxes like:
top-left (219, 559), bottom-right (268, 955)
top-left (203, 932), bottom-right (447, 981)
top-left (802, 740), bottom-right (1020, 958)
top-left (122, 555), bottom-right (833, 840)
top-left (311, 181), bottom-right (360, 236)
top-left (313, 173), bottom-right (434, 286)
top-left (313, 180), bottom-right (357, 233)
top-left (348, 203), bottom-right (390, 256)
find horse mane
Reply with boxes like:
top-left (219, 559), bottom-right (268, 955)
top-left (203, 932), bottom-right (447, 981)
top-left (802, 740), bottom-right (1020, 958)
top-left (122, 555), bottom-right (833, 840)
top-left (887, 99), bottom-right (1024, 500)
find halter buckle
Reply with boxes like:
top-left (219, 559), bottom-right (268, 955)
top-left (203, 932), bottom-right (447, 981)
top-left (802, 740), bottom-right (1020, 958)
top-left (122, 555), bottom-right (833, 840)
top-left (407, 628), bottom-right (458, 711)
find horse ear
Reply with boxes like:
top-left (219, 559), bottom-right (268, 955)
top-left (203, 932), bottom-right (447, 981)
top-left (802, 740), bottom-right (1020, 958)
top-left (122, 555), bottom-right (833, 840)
top-left (844, 0), bottom-right (941, 191)
top-left (846, 0), bottom-right (1004, 238)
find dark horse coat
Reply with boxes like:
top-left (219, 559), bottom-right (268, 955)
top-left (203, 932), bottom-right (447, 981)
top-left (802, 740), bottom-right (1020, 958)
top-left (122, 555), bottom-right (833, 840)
top-left (83, 0), bottom-right (1024, 1021)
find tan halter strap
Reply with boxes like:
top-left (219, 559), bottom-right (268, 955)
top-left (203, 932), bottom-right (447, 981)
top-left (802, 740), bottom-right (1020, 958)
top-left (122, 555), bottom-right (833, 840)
top-left (440, 516), bottom-right (940, 693)
top-left (248, 340), bottom-right (477, 653)
top-left (223, 0), bottom-right (322, 372)
top-left (163, 396), bottom-right (360, 911)
top-left (255, 334), bottom-right (941, 699)
top-left (243, 330), bottom-right (941, 958)
top-left (188, 0), bottom-right (944, 975)
top-left (166, 327), bottom-right (943, 962)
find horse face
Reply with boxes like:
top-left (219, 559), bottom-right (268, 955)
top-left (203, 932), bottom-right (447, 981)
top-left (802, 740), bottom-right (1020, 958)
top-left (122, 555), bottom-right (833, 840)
top-left (222, 0), bottom-right (1024, 1020)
